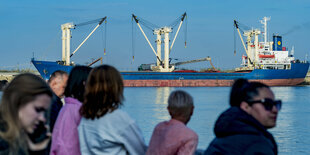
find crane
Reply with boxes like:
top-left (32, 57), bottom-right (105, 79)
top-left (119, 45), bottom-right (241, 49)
top-left (61, 17), bottom-right (107, 66)
top-left (138, 57), bottom-right (217, 71)
top-left (170, 57), bottom-right (216, 70)
top-left (87, 57), bottom-right (103, 67)
top-left (132, 13), bottom-right (187, 72)
top-left (234, 19), bottom-right (257, 67)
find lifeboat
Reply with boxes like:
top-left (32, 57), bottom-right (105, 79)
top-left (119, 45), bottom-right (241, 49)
top-left (259, 54), bottom-right (275, 58)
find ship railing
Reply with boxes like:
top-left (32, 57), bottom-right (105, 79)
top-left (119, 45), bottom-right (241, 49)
top-left (256, 63), bottom-right (291, 70)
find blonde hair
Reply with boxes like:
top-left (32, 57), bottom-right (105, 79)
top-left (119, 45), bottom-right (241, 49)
top-left (168, 90), bottom-right (193, 118)
top-left (0, 73), bottom-right (52, 154)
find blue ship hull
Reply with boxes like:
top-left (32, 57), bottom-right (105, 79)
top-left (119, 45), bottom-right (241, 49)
top-left (31, 59), bottom-right (309, 87)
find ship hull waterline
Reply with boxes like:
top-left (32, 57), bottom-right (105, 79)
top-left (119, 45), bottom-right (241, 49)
top-left (31, 60), bottom-right (309, 87)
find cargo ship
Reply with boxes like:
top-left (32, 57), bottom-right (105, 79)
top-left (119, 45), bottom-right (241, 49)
top-left (32, 15), bottom-right (309, 87)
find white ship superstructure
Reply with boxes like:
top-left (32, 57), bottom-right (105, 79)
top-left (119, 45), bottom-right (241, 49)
top-left (235, 17), bottom-right (295, 71)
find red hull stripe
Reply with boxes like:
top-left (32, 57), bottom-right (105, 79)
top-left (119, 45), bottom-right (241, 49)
top-left (123, 78), bottom-right (305, 87)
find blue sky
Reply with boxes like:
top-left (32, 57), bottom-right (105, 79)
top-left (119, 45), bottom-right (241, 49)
top-left (1, 0), bottom-right (310, 71)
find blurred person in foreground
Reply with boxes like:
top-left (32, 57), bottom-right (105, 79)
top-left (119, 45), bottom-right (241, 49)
top-left (78, 65), bottom-right (147, 155)
top-left (0, 80), bottom-right (8, 91)
top-left (48, 70), bottom-right (68, 99)
top-left (204, 79), bottom-right (281, 155)
top-left (0, 73), bottom-right (52, 154)
top-left (50, 66), bottom-right (91, 155)
top-left (47, 70), bottom-right (68, 132)
top-left (27, 70), bottom-right (68, 154)
top-left (146, 90), bottom-right (198, 155)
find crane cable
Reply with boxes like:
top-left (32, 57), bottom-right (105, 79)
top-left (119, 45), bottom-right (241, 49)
top-left (233, 20), bottom-right (249, 56)
top-left (234, 23), bottom-right (236, 55)
top-left (184, 15), bottom-right (188, 48)
top-left (103, 20), bottom-right (107, 56)
top-left (131, 16), bottom-right (136, 62)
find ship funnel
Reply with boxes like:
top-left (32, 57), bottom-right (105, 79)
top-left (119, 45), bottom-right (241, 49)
top-left (273, 35), bottom-right (282, 51)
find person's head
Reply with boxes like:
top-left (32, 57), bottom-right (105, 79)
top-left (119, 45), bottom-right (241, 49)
top-left (80, 65), bottom-right (124, 120)
top-left (64, 66), bottom-right (92, 102)
top-left (0, 73), bottom-right (52, 152)
top-left (167, 90), bottom-right (194, 124)
top-left (230, 79), bottom-right (281, 128)
top-left (48, 70), bottom-right (68, 98)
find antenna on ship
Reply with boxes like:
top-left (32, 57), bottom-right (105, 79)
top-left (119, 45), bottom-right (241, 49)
top-left (291, 46), bottom-right (295, 56)
top-left (260, 17), bottom-right (271, 45)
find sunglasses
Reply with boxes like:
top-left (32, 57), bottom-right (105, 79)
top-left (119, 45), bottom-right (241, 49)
top-left (246, 98), bottom-right (282, 111)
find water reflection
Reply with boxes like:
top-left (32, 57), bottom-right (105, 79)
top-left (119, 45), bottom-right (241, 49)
top-left (153, 87), bottom-right (171, 121)
top-left (123, 87), bottom-right (175, 144)
top-left (271, 87), bottom-right (295, 102)
top-left (123, 86), bottom-right (310, 154)
top-left (270, 86), bottom-right (310, 154)
top-left (155, 87), bottom-right (171, 105)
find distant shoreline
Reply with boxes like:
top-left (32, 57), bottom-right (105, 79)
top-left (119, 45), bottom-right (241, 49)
top-left (299, 73), bottom-right (310, 85)
top-left (0, 71), bottom-right (39, 81)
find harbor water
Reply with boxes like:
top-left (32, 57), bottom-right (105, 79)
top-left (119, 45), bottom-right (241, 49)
top-left (122, 86), bottom-right (310, 155)
top-left (1, 86), bottom-right (309, 154)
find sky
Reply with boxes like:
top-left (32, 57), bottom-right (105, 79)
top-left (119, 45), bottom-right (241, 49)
top-left (1, 0), bottom-right (310, 71)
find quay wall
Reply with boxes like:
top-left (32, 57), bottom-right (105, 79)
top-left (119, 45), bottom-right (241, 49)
top-left (1, 71), bottom-right (310, 85)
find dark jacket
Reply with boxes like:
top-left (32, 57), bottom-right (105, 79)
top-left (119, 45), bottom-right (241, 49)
top-left (0, 118), bottom-right (27, 155)
top-left (204, 107), bottom-right (277, 155)
top-left (49, 93), bottom-right (63, 133)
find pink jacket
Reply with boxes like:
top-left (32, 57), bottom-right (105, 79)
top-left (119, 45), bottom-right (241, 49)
top-left (146, 119), bottom-right (198, 155)
top-left (50, 97), bottom-right (82, 155)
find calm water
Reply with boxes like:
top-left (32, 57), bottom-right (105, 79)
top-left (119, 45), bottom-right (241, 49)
top-left (1, 86), bottom-right (309, 154)
top-left (122, 86), bottom-right (310, 155)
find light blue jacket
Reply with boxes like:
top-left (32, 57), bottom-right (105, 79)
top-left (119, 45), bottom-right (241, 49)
top-left (78, 109), bottom-right (147, 155)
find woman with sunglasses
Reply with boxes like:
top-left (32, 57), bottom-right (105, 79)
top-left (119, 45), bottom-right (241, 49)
top-left (205, 78), bottom-right (280, 155)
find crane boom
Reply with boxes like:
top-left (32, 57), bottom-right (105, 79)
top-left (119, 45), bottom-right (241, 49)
top-left (170, 57), bottom-right (216, 70)
top-left (87, 57), bottom-right (103, 67)
top-left (170, 12), bottom-right (187, 54)
top-left (234, 20), bottom-right (252, 64)
top-left (71, 17), bottom-right (106, 58)
top-left (61, 17), bottom-right (106, 66)
top-left (75, 17), bottom-right (106, 27)
top-left (132, 14), bottom-right (162, 63)
top-left (234, 20), bottom-right (248, 54)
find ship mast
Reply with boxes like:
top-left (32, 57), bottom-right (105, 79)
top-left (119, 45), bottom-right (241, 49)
top-left (61, 23), bottom-right (74, 66)
top-left (260, 17), bottom-right (270, 45)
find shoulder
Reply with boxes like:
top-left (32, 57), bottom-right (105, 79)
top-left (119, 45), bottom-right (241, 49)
top-left (175, 122), bottom-right (198, 140)
top-left (64, 97), bottom-right (82, 105)
top-left (244, 137), bottom-right (277, 154)
top-left (0, 137), bottom-right (9, 153)
top-left (0, 121), bottom-right (9, 152)
top-left (79, 109), bottom-right (135, 129)
top-left (111, 109), bottom-right (129, 116)
top-left (51, 95), bottom-right (63, 109)
top-left (154, 121), bottom-right (167, 129)
top-left (61, 101), bottom-right (81, 114)
top-left (173, 120), bottom-right (198, 138)
top-left (205, 134), bottom-right (275, 155)
top-left (109, 109), bottom-right (134, 122)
